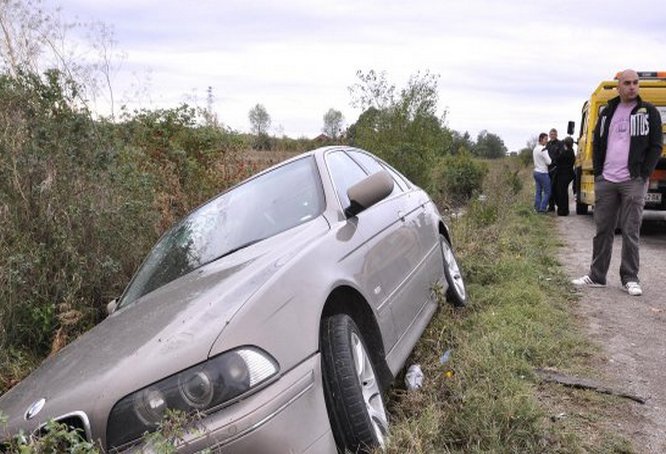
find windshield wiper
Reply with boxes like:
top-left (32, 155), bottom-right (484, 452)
top-left (208, 238), bottom-right (265, 264)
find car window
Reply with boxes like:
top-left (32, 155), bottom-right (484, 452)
top-left (326, 151), bottom-right (369, 208)
top-left (380, 162), bottom-right (411, 190)
top-left (119, 157), bottom-right (324, 307)
top-left (347, 151), bottom-right (404, 195)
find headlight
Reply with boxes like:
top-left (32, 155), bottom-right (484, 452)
top-left (106, 347), bottom-right (279, 450)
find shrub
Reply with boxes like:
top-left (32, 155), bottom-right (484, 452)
top-left (433, 151), bottom-right (488, 207)
top-left (0, 70), bottom-right (261, 386)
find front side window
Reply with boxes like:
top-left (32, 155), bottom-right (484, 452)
top-left (326, 151), bottom-right (369, 208)
top-left (119, 157), bottom-right (324, 307)
top-left (347, 151), bottom-right (404, 195)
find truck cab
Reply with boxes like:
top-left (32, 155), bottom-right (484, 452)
top-left (571, 71), bottom-right (666, 216)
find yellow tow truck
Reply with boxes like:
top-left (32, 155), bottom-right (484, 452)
top-left (570, 71), bottom-right (666, 216)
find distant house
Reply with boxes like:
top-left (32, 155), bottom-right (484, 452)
top-left (313, 133), bottom-right (332, 143)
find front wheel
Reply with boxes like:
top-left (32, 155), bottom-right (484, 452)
top-left (321, 314), bottom-right (388, 453)
top-left (440, 235), bottom-right (467, 307)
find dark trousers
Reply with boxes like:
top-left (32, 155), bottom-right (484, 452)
top-left (554, 172), bottom-right (574, 215)
top-left (589, 177), bottom-right (647, 285)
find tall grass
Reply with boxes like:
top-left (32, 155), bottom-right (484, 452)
top-left (382, 158), bottom-right (634, 453)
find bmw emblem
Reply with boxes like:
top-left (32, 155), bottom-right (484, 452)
top-left (24, 398), bottom-right (46, 420)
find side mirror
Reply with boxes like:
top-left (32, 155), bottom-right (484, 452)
top-left (106, 299), bottom-right (118, 316)
top-left (567, 121), bottom-right (575, 136)
top-left (345, 171), bottom-right (394, 218)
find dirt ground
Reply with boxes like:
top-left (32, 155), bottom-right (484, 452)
top-left (555, 208), bottom-right (666, 453)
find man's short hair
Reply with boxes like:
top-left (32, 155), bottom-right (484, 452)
top-left (549, 128), bottom-right (558, 134)
top-left (564, 136), bottom-right (574, 147)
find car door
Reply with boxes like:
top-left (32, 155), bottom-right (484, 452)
top-left (326, 150), bottom-right (401, 347)
top-left (345, 152), bottom-right (435, 340)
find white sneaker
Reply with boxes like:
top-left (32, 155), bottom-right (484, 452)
top-left (624, 281), bottom-right (642, 296)
top-left (571, 275), bottom-right (606, 287)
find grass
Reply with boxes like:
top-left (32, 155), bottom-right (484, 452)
top-left (381, 159), bottom-right (636, 453)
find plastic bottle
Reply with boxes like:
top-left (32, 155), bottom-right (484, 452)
top-left (404, 364), bottom-right (424, 390)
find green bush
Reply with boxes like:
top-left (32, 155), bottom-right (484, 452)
top-left (433, 151), bottom-right (488, 207)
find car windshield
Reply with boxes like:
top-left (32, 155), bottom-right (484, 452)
top-left (119, 157), bottom-right (324, 308)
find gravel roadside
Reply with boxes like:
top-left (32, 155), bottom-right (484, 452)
top-left (555, 211), bottom-right (666, 453)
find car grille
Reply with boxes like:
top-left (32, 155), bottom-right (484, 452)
top-left (0, 412), bottom-right (91, 452)
top-left (47, 413), bottom-right (91, 440)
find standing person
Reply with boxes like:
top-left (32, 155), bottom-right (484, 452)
top-left (532, 132), bottom-right (551, 213)
top-left (546, 128), bottom-right (564, 212)
top-left (572, 69), bottom-right (663, 296)
top-left (553, 136), bottom-right (576, 216)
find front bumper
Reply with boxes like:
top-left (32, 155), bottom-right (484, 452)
top-left (121, 353), bottom-right (335, 453)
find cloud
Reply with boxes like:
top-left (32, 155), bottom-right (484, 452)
top-left (54, 0), bottom-right (665, 151)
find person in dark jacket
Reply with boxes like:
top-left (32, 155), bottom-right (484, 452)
top-left (553, 136), bottom-right (576, 215)
top-left (572, 69), bottom-right (663, 296)
top-left (545, 128), bottom-right (564, 211)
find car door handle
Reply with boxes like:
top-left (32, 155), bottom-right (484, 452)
top-left (398, 210), bottom-right (405, 220)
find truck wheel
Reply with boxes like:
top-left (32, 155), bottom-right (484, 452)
top-left (576, 201), bottom-right (588, 215)
top-left (321, 314), bottom-right (388, 453)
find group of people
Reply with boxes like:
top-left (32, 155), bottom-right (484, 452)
top-left (534, 69), bottom-right (663, 297)
top-left (532, 128), bottom-right (576, 215)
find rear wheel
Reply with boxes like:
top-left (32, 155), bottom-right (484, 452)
top-left (574, 167), bottom-right (588, 215)
top-left (321, 314), bottom-right (388, 453)
top-left (440, 235), bottom-right (466, 307)
top-left (576, 201), bottom-right (589, 215)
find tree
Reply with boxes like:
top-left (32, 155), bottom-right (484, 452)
top-left (518, 135), bottom-right (538, 166)
top-left (0, 0), bottom-right (124, 117)
top-left (451, 130), bottom-right (475, 155)
top-left (248, 103), bottom-right (271, 136)
top-left (322, 108), bottom-right (343, 139)
top-left (473, 130), bottom-right (508, 159)
top-left (348, 69), bottom-right (396, 111)
top-left (525, 135), bottom-right (538, 151)
top-left (347, 70), bottom-right (452, 189)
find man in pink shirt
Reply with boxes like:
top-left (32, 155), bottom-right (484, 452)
top-left (573, 69), bottom-right (663, 296)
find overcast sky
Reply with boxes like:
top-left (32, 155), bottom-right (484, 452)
top-left (53, 0), bottom-right (664, 151)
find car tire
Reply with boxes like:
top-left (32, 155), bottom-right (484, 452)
top-left (441, 235), bottom-right (466, 307)
top-left (576, 201), bottom-right (588, 215)
top-left (321, 314), bottom-right (388, 453)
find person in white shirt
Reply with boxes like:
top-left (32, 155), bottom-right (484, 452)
top-left (532, 132), bottom-right (551, 212)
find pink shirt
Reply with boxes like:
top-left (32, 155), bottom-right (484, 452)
top-left (603, 101), bottom-right (636, 182)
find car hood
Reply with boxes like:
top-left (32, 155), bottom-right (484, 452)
top-left (0, 218), bottom-right (329, 436)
